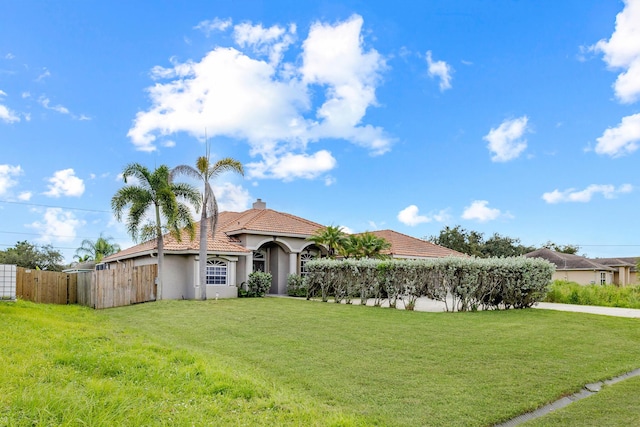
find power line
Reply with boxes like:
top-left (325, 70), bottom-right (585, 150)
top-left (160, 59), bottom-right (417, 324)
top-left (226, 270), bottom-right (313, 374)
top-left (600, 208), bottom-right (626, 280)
top-left (0, 230), bottom-right (129, 241)
top-left (0, 199), bottom-right (111, 213)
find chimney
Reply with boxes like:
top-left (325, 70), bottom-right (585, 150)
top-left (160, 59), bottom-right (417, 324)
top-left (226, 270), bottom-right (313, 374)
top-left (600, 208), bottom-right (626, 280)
top-left (252, 198), bottom-right (266, 210)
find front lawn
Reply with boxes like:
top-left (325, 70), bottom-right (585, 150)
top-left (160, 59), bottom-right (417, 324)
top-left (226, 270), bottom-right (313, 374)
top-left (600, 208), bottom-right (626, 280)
top-left (1, 298), bottom-right (639, 426)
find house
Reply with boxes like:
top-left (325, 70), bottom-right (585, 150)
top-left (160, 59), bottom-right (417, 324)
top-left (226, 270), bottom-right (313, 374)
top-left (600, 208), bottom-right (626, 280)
top-left (368, 229), bottom-right (467, 259)
top-left (589, 257), bottom-right (638, 286)
top-left (102, 199), bottom-right (464, 299)
top-left (524, 248), bottom-right (616, 285)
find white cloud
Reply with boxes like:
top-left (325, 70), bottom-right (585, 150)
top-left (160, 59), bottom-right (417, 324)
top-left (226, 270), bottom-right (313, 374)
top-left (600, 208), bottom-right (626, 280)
top-left (594, 113), bottom-right (640, 157)
top-left (339, 225), bottom-right (354, 234)
top-left (162, 140), bottom-right (176, 148)
top-left (247, 150), bottom-right (336, 181)
top-left (426, 50), bottom-right (453, 91)
top-left (301, 14), bottom-right (391, 155)
top-left (21, 91), bottom-right (30, 98)
top-left (29, 208), bottom-right (84, 243)
top-left (18, 191), bottom-right (32, 201)
top-left (43, 168), bottom-right (85, 197)
top-left (542, 184), bottom-right (633, 203)
top-left (194, 18), bottom-right (233, 35)
top-left (483, 116), bottom-right (530, 162)
top-left (35, 68), bottom-right (51, 82)
top-left (127, 15), bottom-right (390, 183)
top-left (397, 205), bottom-right (431, 226)
top-left (591, 0), bottom-right (640, 103)
top-left (0, 90), bottom-right (20, 123)
top-left (233, 22), bottom-right (296, 64)
top-left (212, 182), bottom-right (252, 212)
top-left (38, 96), bottom-right (69, 114)
top-left (0, 164), bottom-right (22, 195)
top-left (5, 53), bottom-right (14, 60)
top-left (461, 200), bottom-right (503, 222)
top-left (0, 104), bottom-right (20, 123)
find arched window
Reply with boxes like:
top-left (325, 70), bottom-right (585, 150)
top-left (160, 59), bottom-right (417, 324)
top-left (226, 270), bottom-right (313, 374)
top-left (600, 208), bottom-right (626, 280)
top-left (206, 259), bottom-right (227, 285)
top-left (300, 252), bottom-right (315, 276)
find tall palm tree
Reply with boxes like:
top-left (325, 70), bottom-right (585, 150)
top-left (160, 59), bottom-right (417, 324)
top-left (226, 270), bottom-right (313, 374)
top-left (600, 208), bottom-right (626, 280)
top-left (171, 152), bottom-right (244, 300)
top-left (111, 163), bottom-right (201, 300)
top-left (308, 225), bottom-right (347, 259)
top-left (75, 233), bottom-right (121, 263)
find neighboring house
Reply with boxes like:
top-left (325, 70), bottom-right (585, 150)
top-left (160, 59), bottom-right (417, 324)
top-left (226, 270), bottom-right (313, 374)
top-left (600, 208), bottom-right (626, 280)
top-left (102, 199), bottom-right (465, 299)
top-left (525, 248), bottom-right (616, 285)
top-left (589, 257), bottom-right (638, 286)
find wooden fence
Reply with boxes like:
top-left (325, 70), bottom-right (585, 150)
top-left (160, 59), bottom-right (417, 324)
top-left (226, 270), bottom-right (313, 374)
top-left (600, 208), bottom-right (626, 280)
top-left (77, 264), bottom-right (157, 309)
top-left (13, 264), bottom-right (157, 309)
top-left (16, 267), bottom-right (77, 304)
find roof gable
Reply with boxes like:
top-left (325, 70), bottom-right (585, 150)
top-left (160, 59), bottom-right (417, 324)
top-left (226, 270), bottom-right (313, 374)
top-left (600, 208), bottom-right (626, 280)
top-left (368, 229), bottom-right (467, 258)
top-left (525, 248), bottom-right (615, 271)
top-left (222, 208), bottom-right (324, 236)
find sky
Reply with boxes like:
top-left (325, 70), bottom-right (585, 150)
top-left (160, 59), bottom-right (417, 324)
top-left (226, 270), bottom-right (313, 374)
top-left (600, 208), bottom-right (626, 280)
top-left (1, 0), bottom-right (640, 263)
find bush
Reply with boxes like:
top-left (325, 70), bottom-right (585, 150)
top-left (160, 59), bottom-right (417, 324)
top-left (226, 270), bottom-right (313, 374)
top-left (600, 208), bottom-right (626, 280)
top-left (305, 257), bottom-right (555, 312)
top-left (544, 280), bottom-right (640, 309)
top-left (287, 274), bottom-right (308, 297)
top-left (247, 272), bottom-right (272, 297)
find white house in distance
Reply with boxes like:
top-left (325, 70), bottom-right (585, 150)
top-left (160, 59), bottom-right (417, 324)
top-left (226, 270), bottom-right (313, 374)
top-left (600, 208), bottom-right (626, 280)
top-left (102, 199), bottom-right (464, 299)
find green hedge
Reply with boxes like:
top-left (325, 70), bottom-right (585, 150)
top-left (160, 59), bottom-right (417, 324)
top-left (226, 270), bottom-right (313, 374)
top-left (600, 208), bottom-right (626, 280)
top-left (305, 257), bottom-right (555, 311)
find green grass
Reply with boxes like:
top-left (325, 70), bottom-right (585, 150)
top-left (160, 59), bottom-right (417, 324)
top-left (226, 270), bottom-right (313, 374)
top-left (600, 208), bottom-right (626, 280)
top-left (545, 280), bottom-right (640, 309)
top-left (1, 298), bottom-right (640, 426)
top-left (523, 376), bottom-right (640, 426)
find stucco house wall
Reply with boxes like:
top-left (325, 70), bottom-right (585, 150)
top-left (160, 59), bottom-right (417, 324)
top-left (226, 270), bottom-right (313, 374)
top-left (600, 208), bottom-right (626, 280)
top-left (553, 270), bottom-right (613, 285)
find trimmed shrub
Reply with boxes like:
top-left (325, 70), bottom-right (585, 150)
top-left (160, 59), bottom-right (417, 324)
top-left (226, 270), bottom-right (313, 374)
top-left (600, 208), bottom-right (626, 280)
top-left (247, 271), bottom-right (272, 297)
top-left (286, 274), bottom-right (307, 297)
top-left (305, 257), bottom-right (555, 312)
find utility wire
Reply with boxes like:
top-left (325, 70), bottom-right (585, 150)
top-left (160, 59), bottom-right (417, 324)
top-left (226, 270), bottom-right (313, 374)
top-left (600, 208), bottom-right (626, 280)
top-left (0, 199), bottom-right (111, 213)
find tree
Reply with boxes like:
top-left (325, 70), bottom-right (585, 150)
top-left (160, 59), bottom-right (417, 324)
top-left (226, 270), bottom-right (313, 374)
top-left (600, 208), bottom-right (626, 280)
top-left (0, 240), bottom-right (64, 271)
top-left (428, 226), bottom-right (484, 257)
top-left (111, 163), bottom-right (201, 300)
top-left (428, 226), bottom-right (536, 258)
top-left (355, 232), bottom-right (392, 259)
top-left (307, 225), bottom-right (347, 259)
top-left (482, 233), bottom-right (536, 258)
top-left (171, 153), bottom-right (244, 300)
top-left (75, 233), bottom-right (121, 263)
top-left (338, 232), bottom-right (391, 259)
top-left (542, 241), bottom-right (580, 255)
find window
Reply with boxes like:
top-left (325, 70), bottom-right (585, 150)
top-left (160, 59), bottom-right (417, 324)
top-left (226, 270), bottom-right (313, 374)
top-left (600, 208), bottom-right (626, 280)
top-left (600, 272), bottom-right (606, 285)
top-left (300, 252), bottom-right (315, 276)
top-left (206, 259), bottom-right (227, 285)
top-left (253, 251), bottom-right (266, 273)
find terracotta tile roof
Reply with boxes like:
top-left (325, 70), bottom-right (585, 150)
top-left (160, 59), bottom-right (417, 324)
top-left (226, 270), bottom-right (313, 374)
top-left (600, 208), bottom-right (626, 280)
top-left (103, 218), bottom-right (249, 262)
top-left (103, 207), bottom-right (324, 262)
top-left (367, 229), bottom-right (467, 258)
top-left (221, 208), bottom-right (324, 236)
top-left (525, 248), bottom-right (615, 271)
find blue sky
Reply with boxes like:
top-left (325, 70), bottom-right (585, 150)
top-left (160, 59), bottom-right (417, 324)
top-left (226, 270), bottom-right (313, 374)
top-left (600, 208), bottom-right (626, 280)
top-left (1, 0), bottom-right (639, 262)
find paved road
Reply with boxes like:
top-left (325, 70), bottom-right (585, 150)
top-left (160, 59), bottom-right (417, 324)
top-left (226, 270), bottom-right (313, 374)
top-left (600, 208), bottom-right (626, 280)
top-left (534, 302), bottom-right (640, 318)
top-left (355, 297), bottom-right (640, 318)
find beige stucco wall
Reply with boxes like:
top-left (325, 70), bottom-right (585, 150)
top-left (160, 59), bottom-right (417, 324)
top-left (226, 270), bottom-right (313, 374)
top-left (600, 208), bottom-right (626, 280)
top-left (553, 270), bottom-right (613, 285)
top-left (161, 255), bottom-right (196, 300)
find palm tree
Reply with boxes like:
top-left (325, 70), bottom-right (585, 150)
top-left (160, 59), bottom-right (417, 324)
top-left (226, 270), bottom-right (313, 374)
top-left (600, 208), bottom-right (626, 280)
top-left (111, 163), bottom-right (201, 300)
top-left (339, 232), bottom-right (391, 259)
top-left (308, 225), bottom-right (347, 259)
top-left (75, 233), bottom-right (121, 263)
top-left (171, 152), bottom-right (244, 300)
top-left (357, 232), bottom-right (391, 259)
